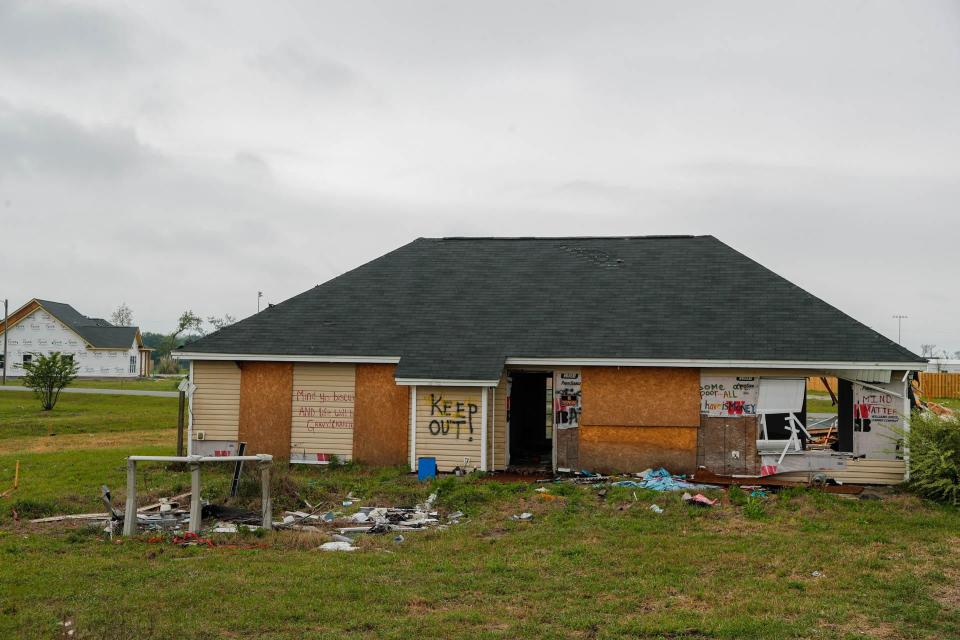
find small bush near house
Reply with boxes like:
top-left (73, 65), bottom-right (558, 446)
top-left (905, 411), bottom-right (960, 506)
top-left (21, 351), bottom-right (79, 410)
top-left (155, 355), bottom-right (180, 374)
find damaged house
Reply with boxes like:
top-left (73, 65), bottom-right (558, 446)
top-left (176, 236), bottom-right (926, 485)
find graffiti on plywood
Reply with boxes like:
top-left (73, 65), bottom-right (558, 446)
top-left (700, 375), bottom-right (758, 416)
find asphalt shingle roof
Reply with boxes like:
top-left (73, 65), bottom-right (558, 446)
top-left (179, 236), bottom-right (925, 379)
top-left (36, 300), bottom-right (139, 349)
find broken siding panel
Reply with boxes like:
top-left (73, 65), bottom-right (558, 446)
top-left (486, 374), bottom-right (508, 471)
top-left (416, 386), bottom-right (483, 472)
top-left (291, 363), bottom-right (356, 461)
top-left (775, 459), bottom-right (906, 485)
top-left (192, 360), bottom-right (241, 441)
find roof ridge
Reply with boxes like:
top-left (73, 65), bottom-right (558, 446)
top-left (423, 235), bottom-right (707, 241)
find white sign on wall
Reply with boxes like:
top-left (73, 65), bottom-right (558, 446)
top-left (699, 375), bottom-right (759, 417)
top-left (853, 382), bottom-right (905, 459)
top-left (553, 371), bottom-right (581, 429)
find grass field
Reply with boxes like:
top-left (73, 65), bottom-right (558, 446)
top-left (1, 377), bottom-right (184, 392)
top-left (1, 393), bottom-right (958, 639)
top-left (0, 390), bottom-right (178, 441)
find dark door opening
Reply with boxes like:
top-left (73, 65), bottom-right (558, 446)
top-left (509, 372), bottom-right (551, 467)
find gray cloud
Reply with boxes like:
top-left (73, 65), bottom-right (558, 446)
top-left (0, 1), bottom-right (957, 355)
top-left (250, 45), bottom-right (361, 92)
top-left (0, 102), bottom-right (157, 179)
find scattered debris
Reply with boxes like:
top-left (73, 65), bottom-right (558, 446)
top-left (682, 492), bottom-right (718, 507)
top-left (649, 504), bottom-right (664, 514)
top-left (319, 541), bottom-right (357, 552)
top-left (511, 512), bottom-right (534, 521)
top-left (171, 531), bottom-right (214, 547)
top-left (811, 571), bottom-right (823, 578)
top-left (612, 468), bottom-right (717, 492)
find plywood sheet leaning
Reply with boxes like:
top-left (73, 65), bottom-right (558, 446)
top-left (291, 363), bottom-right (356, 463)
top-left (353, 364), bottom-right (408, 466)
top-left (696, 416), bottom-right (760, 476)
top-left (192, 360), bottom-right (241, 442)
top-left (416, 387), bottom-right (483, 472)
top-left (237, 362), bottom-right (294, 460)
top-left (581, 366), bottom-right (700, 427)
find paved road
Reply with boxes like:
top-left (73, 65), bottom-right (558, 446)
top-left (0, 386), bottom-right (178, 398)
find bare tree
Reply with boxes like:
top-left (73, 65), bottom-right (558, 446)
top-left (207, 314), bottom-right (237, 332)
top-left (920, 344), bottom-right (937, 358)
top-left (110, 302), bottom-right (134, 327)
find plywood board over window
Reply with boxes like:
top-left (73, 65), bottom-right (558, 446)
top-left (416, 387), bottom-right (483, 472)
top-left (291, 364), bottom-right (356, 463)
top-left (238, 362), bottom-right (294, 460)
top-left (353, 364), bottom-right (408, 466)
top-left (581, 367), bottom-right (700, 427)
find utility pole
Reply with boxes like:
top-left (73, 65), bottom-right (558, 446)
top-left (892, 314), bottom-right (907, 344)
top-left (257, 291), bottom-right (263, 313)
top-left (2, 298), bottom-right (7, 385)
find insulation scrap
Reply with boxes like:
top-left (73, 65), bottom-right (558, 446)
top-left (682, 492), bottom-right (718, 507)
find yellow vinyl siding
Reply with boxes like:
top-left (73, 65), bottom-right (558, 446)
top-left (192, 361), bottom-right (241, 441)
top-left (291, 363), bottom-right (356, 461)
top-left (775, 459), bottom-right (906, 485)
top-left (416, 386), bottom-right (483, 472)
top-left (487, 375), bottom-right (508, 471)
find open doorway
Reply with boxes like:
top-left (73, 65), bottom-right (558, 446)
top-left (509, 372), bottom-right (552, 468)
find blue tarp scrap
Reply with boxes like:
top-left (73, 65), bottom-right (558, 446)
top-left (611, 467), bottom-right (717, 492)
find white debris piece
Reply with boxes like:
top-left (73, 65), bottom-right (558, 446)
top-left (319, 541), bottom-right (357, 552)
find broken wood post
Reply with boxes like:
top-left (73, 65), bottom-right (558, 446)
top-left (123, 459), bottom-right (137, 536)
top-left (176, 390), bottom-right (186, 457)
top-left (260, 460), bottom-right (272, 530)
top-left (189, 462), bottom-right (202, 533)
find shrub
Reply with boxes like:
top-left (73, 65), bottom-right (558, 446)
top-left (905, 411), bottom-right (960, 506)
top-left (21, 351), bottom-right (78, 410)
top-left (155, 356), bottom-right (180, 375)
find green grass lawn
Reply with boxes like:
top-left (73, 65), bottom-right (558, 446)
top-left (932, 397), bottom-right (960, 411)
top-left (806, 392), bottom-right (837, 414)
top-left (1, 376), bottom-right (183, 392)
top-left (0, 391), bottom-right (178, 441)
top-left (0, 452), bottom-right (957, 639)
top-left (0, 391), bottom-right (958, 638)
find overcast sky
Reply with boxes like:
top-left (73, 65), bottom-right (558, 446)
top-left (1, 1), bottom-right (958, 355)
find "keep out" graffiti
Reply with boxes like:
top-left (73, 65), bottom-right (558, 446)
top-left (428, 393), bottom-right (478, 441)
